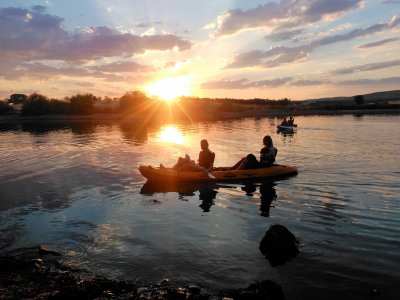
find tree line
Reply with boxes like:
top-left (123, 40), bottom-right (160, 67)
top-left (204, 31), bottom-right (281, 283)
top-left (0, 91), bottom-right (294, 116)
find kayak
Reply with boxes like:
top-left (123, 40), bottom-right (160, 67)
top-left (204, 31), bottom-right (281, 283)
top-left (277, 125), bottom-right (297, 132)
top-left (138, 164), bottom-right (298, 182)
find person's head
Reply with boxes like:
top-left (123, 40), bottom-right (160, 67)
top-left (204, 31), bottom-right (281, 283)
top-left (200, 139), bottom-right (209, 150)
top-left (263, 135), bottom-right (273, 147)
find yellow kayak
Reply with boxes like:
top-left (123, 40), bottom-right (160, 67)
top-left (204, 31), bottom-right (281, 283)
top-left (138, 164), bottom-right (298, 182)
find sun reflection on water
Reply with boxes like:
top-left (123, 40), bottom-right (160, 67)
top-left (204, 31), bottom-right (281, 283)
top-left (157, 126), bottom-right (185, 145)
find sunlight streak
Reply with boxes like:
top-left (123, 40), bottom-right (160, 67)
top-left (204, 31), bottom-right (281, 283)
top-left (157, 126), bottom-right (185, 144)
top-left (145, 76), bottom-right (192, 101)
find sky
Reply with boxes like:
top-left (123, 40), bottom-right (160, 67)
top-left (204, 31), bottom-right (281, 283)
top-left (0, 0), bottom-right (399, 101)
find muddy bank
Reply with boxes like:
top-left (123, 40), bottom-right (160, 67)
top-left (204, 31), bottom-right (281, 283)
top-left (0, 246), bottom-right (286, 300)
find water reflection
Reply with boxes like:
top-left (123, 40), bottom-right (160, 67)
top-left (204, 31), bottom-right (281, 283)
top-left (141, 180), bottom-right (278, 215)
top-left (0, 121), bottom-right (101, 136)
top-left (198, 188), bottom-right (218, 212)
top-left (70, 122), bottom-right (97, 135)
top-left (157, 125), bottom-right (185, 145)
top-left (119, 121), bottom-right (148, 144)
top-left (259, 183), bottom-right (277, 217)
top-left (140, 180), bottom-right (216, 196)
top-left (22, 122), bottom-right (69, 134)
top-left (242, 182), bottom-right (277, 217)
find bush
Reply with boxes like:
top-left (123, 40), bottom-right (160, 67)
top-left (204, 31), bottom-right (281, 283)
top-left (21, 93), bottom-right (50, 115)
top-left (68, 93), bottom-right (97, 115)
top-left (118, 91), bottom-right (149, 113)
top-left (354, 95), bottom-right (365, 105)
top-left (0, 101), bottom-right (14, 114)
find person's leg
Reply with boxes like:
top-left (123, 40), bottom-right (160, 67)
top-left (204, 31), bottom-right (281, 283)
top-left (173, 157), bottom-right (186, 169)
top-left (238, 154), bottom-right (259, 169)
top-left (230, 157), bottom-right (245, 170)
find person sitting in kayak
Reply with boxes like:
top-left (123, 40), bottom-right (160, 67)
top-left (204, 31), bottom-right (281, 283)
top-left (198, 139), bottom-right (215, 171)
top-left (280, 118), bottom-right (288, 126)
top-left (288, 116), bottom-right (295, 126)
top-left (161, 139), bottom-right (215, 172)
top-left (231, 135), bottom-right (277, 170)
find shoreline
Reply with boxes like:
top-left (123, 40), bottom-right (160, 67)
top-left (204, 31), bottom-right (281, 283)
top-left (1, 108), bottom-right (399, 124)
top-left (0, 247), bottom-right (285, 300)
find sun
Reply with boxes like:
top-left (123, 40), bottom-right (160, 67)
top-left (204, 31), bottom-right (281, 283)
top-left (145, 76), bottom-right (192, 101)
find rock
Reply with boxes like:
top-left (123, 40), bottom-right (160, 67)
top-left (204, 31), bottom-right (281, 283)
top-left (38, 244), bottom-right (61, 256)
top-left (259, 224), bottom-right (299, 267)
top-left (234, 280), bottom-right (285, 300)
top-left (189, 284), bottom-right (201, 294)
top-left (369, 288), bottom-right (381, 297)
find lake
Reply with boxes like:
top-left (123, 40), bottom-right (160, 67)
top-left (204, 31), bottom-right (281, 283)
top-left (1, 114), bottom-right (399, 299)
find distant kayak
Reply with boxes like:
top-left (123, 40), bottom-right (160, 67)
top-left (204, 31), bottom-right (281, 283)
top-left (277, 124), bottom-right (297, 133)
top-left (138, 164), bottom-right (298, 182)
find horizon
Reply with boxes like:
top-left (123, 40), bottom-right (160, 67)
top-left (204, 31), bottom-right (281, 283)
top-left (1, 1), bottom-right (399, 101)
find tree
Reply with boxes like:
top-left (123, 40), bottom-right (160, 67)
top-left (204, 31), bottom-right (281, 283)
top-left (9, 94), bottom-right (28, 104)
top-left (118, 91), bottom-right (149, 112)
top-left (0, 101), bottom-right (13, 114)
top-left (21, 93), bottom-right (50, 115)
top-left (68, 93), bottom-right (97, 114)
top-left (354, 95), bottom-right (364, 105)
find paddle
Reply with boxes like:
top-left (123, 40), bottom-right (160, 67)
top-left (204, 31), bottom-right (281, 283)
top-left (205, 170), bottom-right (215, 179)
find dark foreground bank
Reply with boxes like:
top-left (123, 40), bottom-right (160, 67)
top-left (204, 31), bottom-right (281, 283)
top-left (0, 246), bottom-right (287, 300)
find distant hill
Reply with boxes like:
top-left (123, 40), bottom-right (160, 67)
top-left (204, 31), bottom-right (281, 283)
top-left (302, 90), bottom-right (400, 104)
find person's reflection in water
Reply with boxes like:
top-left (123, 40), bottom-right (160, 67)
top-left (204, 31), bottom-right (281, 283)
top-left (259, 183), bottom-right (277, 217)
top-left (242, 182), bottom-right (277, 217)
top-left (198, 188), bottom-right (218, 212)
top-left (241, 183), bottom-right (257, 196)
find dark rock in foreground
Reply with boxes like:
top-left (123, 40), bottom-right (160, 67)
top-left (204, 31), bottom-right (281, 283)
top-left (259, 224), bottom-right (299, 267)
top-left (0, 246), bottom-right (286, 300)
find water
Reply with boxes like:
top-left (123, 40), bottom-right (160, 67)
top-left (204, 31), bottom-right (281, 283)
top-left (1, 115), bottom-right (399, 299)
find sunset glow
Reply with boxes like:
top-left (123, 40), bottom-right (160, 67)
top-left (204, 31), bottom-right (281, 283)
top-left (1, 1), bottom-right (399, 100)
top-left (157, 126), bottom-right (185, 144)
top-left (145, 77), bottom-right (192, 102)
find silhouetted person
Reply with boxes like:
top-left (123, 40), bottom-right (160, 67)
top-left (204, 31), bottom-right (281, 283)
top-left (198, 139), bottom-right (215, 171)
top-left (232, 135), bottom-right (277, 170)
top-left (161, 139), bottom-right (215, 172)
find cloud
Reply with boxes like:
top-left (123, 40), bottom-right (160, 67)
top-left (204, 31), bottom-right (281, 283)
top-left (266, 29), bottom-right (304, 42)
top-left (91, 61), bottom-right (154, 72)
top-left (253, 77), bottom-right (293, 87)
top-left (338, 76), bottom-right (400, 85)
top-left (32, 5), bottom-right (47, 13)
top-left (0, 7), bottom-right (192, 63)
top-left (0, 60), bottom-right (126, 82)
top-left (201, 79), bottom-right (252, 89)
top-left (358, 37), bottom-right (400, 48)
top-left (212, 0), bottom-right (363, 37)
top-left (291, 79), bottom-right (326, 86)
top-left (330, 59), bottom-right (400, 75)
top-left (201, 72), bottom-right (400, 90)
top-left (225, 16), bottom-right (399, 69)
top-left (383, 0), bottom-right (400, 4)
